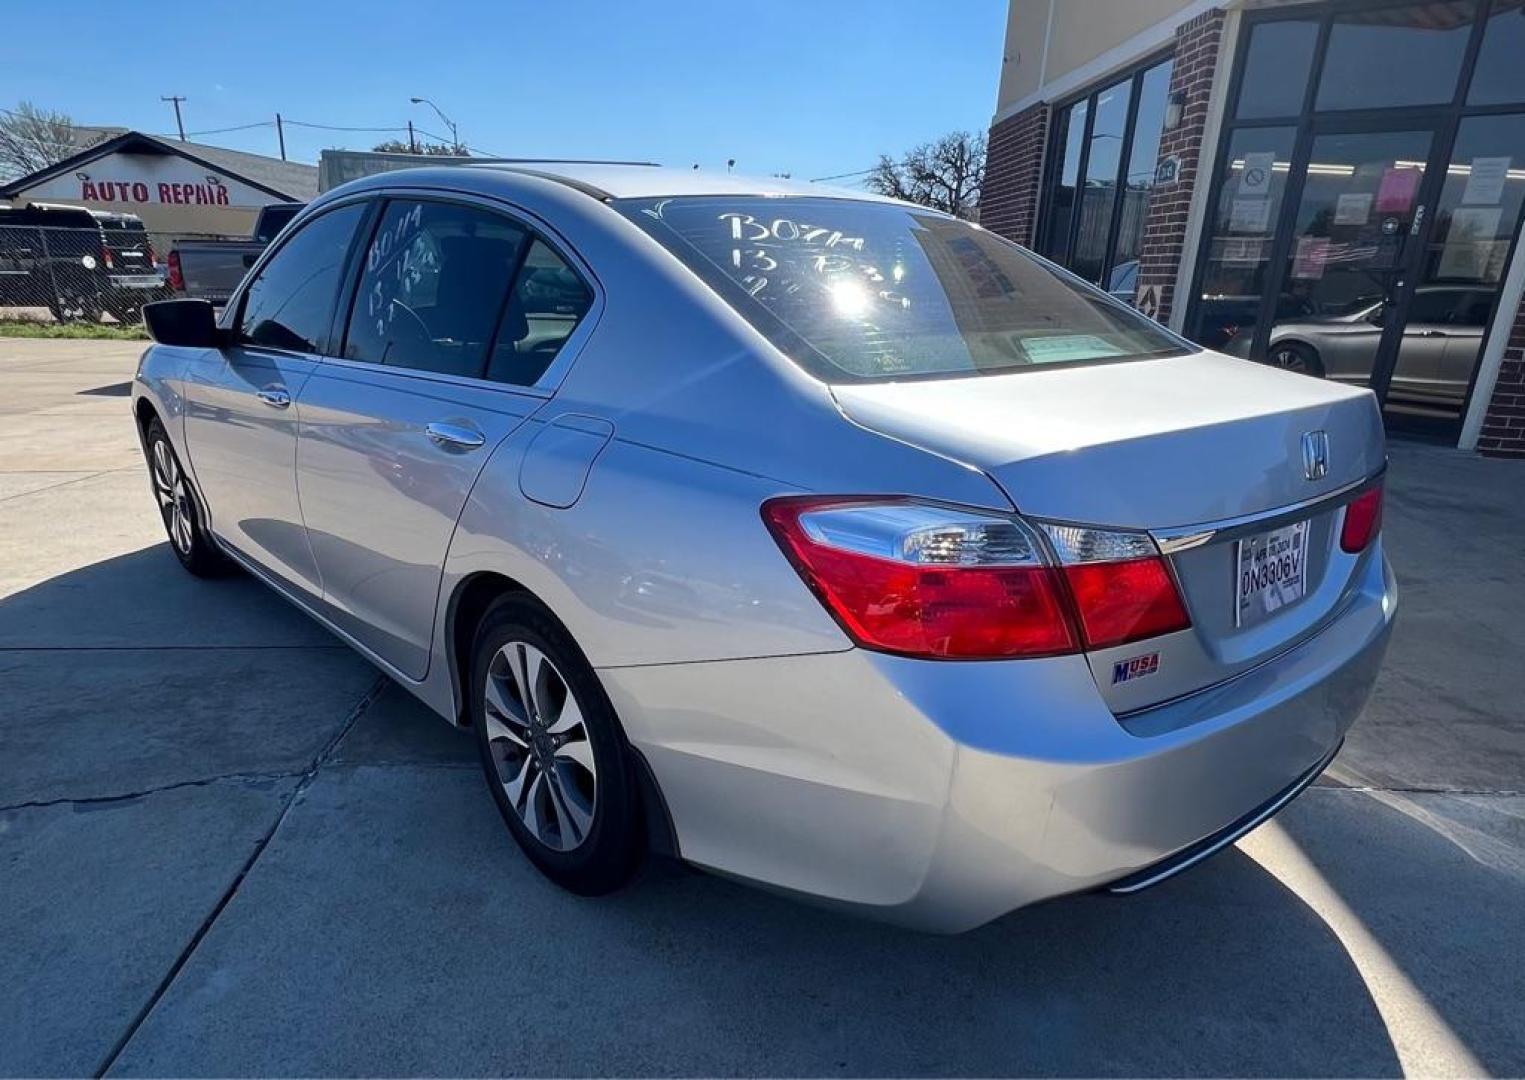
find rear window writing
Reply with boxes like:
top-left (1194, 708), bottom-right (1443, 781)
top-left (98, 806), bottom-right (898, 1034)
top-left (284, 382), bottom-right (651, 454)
top-left (618, 196), bottom-right (1191, 382)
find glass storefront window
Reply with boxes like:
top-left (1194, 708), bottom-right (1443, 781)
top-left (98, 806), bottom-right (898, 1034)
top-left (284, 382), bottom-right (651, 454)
top-left (1387, 114), bottom-right (1525, 413)
top-left (1188, 127), bottom-right (1297, 352)
top-left (1040, 99), bottom-right (1087, 265)
top-left (1035, 56), bottom-right (1172, 299)
top-left (1235, 20), bottom-right (1319, 120)
top-left (1112, 61), bottom-right (1174, 283)
top-left (1071, 78), bottom-right (1133, 285)
top-left (1468, 0), bottom-right (1525, 105)
top-left (1316, 2), bottom-right (1478, 111)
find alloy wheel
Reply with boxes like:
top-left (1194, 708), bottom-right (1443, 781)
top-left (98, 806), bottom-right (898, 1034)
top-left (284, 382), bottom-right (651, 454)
top-left (1270, 345), bottom-right (1309, 373)
top-left (482, 641), bottom-right (598, 852)
top-left (151, 439), bottom-right (194, 555)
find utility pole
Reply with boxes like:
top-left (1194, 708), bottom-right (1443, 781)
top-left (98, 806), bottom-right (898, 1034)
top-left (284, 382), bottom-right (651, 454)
top-left (407, 120), bottom-right (418, 154)
top-left (275, 113), bottom-right (286, 160)
top-left (160, 95), bottom-right (187, 141)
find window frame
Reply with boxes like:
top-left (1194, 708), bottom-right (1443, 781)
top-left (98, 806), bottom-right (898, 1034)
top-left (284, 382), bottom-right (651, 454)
top-left (1035, 48), bottom-right (1175, 291)
top-left (324, 188), bottom-right (603, 396)
top-left (224, 196), bottom-right (379, 358)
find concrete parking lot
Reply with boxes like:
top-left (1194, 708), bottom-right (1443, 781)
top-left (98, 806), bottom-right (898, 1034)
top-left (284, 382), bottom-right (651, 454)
top-left (2, 337), bottom-right (1522, 1077)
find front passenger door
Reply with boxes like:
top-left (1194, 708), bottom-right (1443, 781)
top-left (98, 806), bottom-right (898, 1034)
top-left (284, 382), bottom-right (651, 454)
top-left (182, 202), bottom-right (369, 597)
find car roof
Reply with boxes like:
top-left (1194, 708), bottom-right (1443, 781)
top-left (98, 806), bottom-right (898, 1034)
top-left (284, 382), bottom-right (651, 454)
top-left (453, 161), bottom-right (904, 204)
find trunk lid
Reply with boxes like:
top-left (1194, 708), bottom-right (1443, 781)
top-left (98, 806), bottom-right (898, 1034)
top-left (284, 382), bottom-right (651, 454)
top-left (831, 350), bottom-right (1385, 712)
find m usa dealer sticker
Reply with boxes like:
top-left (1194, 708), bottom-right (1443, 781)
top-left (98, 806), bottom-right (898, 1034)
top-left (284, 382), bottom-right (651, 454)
top-left (1112, 652), bottom-right (1160, 684)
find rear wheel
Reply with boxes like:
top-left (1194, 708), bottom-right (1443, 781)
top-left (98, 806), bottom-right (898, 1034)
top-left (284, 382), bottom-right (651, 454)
top-left (470, 595), bottom-right (643, 895)
top-left (1267, 341), bottom-right (1323, 377)
top-left (143, 419), bottom-right (229, 577)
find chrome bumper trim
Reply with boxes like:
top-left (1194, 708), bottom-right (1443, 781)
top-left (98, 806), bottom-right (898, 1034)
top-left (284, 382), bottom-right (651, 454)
top-left (1103, 738), bottom-right (1342, 895)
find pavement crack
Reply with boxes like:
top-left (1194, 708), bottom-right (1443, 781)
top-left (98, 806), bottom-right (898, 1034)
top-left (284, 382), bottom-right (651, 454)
top-left (0, 770), bottom-right (304, 814)
top-left (91, 673), bottom-right (389, 1078)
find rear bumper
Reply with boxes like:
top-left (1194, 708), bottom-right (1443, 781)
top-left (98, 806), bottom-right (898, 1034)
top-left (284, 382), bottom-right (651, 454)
top-left (602, 544), bottom-right (1395, 933)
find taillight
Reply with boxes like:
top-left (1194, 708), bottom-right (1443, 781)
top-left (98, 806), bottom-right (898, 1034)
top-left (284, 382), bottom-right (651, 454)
top-left (762, 498), bottom-right (1076, 658)
top-left (100, 244), bottom-right (114, 270)
top-left (1041, 523), bottom-right (1191, 649)
top-left (166, 250), bottom-right (184, 292)
top-left (1340, 483), bottom-right (1383, 553)
top-left (147, 241), bottom-right (158, 266)
top-left (761, 497), bottom-right (1191, 660)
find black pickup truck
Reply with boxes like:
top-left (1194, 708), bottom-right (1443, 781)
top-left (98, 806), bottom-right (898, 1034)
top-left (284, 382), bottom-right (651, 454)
top-left (0, 203), bottom-right (170, 322)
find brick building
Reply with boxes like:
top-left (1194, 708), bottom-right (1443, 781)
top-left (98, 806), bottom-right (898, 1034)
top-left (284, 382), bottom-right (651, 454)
top-left (983, 0), bottom-right (1525, 456)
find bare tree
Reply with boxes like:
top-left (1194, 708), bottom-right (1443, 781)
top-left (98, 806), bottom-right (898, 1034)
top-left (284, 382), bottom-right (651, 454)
top-left (865, 131), bottom-right (986, 219)
top-left (0, 101), bottom-right (77, 182)
top-left (371, 139), bottom-right (469, 157)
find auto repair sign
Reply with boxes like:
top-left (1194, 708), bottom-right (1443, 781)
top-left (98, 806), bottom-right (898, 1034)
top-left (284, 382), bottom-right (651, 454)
top-left (17, 152), bottom-right (276, 209)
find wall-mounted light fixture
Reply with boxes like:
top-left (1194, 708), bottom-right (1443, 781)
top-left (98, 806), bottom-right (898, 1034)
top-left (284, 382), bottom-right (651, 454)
top-left (1164, 91), bottom-right (1187, 131)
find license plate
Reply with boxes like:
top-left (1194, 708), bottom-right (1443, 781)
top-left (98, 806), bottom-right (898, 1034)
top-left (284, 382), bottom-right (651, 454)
top-left (1235, 520), bottom-right (1309, 628)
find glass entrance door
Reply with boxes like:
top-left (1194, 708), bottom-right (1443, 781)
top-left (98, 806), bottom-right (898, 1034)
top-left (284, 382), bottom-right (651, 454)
top-left (1259, 127), bottom-right (1439, 418)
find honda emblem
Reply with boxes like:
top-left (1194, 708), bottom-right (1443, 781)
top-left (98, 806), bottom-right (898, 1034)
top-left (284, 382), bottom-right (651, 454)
top-left (1301, 430), bottom-right (1330, 482)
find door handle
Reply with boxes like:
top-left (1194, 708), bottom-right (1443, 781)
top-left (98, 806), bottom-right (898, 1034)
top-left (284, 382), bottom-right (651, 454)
top-left (426, 421), bottom-right (486, 450)
top-left (1417, 329), bottom-right (1447, 338)
top-left (256, 385), bottom-right (291, 408)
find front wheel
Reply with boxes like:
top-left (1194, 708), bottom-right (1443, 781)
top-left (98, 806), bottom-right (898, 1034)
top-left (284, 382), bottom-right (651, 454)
top-left (470, 595), bottom-right (644, 895)
top-left (143, 419), bottom-right (229, 577)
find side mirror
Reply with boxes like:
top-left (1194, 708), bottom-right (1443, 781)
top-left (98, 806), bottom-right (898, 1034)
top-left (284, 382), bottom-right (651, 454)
top-left (143, 299), bottom-right (224, 348)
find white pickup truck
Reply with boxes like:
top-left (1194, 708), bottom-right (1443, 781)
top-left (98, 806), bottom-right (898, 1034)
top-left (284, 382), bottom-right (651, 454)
top-left (166, 202), bottom-right (304, 305)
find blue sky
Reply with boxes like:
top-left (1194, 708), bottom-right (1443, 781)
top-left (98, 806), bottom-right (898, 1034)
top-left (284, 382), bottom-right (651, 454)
top-left (9, 1), bottom-right (1007, 186)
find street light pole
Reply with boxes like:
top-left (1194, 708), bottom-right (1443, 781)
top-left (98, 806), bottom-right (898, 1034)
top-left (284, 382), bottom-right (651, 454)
top-left (409, 97), bottom-right (460, 154)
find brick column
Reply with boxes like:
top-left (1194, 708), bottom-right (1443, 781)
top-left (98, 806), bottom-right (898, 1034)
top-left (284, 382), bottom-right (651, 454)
top-left (1477, 302), bottom-right (1525, 457)
top-left (981, 102), bottom-right (1050, 248)
top-left (1134, 8), bottom-right (1226, 325)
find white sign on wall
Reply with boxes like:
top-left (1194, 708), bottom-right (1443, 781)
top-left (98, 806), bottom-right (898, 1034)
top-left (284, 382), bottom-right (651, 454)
top-left (16, 152), bottom-right (281, 210)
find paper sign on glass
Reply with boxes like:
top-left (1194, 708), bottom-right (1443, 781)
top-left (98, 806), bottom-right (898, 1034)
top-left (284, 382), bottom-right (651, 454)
top-left (1334, 192), bottom-right (1373, 225)
top-left (1438, 206), bottom-right (1505, 280)
top-left (1241, 152), bottom-right (1276, 197)
top-left (1292, 236), bottom-right (1330, 280)
top-left (1375, 167), bottom-right (1421, 213)
top-left (1229, 198), bottom-right (1271, 232)
top-left (1462, 156), bottom-right (1510, 205)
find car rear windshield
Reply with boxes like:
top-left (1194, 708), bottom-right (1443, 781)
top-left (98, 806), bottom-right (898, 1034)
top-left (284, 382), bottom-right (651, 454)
top-left (616, 196), bottom-right (1192, 382)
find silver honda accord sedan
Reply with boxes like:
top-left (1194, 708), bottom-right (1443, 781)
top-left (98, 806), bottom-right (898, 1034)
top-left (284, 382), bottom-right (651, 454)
top-left (131, 163), bottom-right (1396, 932)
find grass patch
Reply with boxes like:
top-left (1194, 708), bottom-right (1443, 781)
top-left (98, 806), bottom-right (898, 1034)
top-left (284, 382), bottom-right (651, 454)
top-left (0, 319), bottom-right (148, 341)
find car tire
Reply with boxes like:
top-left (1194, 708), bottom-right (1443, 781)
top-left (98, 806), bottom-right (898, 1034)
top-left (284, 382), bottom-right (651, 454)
top-left (143, 419), bottom-right (230, 577)
top-left (1267, 341), bottom-right (1324, 377)
top-left (470, 594), bottom-right (644, 895)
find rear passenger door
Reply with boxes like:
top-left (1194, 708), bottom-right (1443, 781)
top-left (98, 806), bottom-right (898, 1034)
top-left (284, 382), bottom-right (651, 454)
top-left (295, 195), bottom-right (596, 679)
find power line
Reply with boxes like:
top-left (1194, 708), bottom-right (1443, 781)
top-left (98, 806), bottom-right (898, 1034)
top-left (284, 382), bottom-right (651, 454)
top-left (809, 166), bottom-right (877, 183)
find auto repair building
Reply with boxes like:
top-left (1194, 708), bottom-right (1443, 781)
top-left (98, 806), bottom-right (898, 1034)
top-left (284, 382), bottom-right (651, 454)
top-left (0, 129), bottom-right (317, 247)
top-left (982, 0), bottom-right (1525, 456)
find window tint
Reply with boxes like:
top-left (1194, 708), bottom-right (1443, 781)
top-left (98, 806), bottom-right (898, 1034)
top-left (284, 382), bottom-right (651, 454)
top-left (1469, 0), bottom-right (1525, 105)
top-left (621, 196), bottom-right (1189, 383)
top-left (238, 203), bottom-right (366, 353)
top-left (344, 200), bottom-right (526, 377)
top-left (1072, 78), bottom-right (1133, 285)
top-left (1316, 2), bottom-right (1476, 111)
top-left (1235, 20), bottom-right (1318, 120)
top-left (1040, 100), bottom-right (1087, 264)
top-left (1113, 59), bottom-right (1173, 285)
top-left (486, 240), bottom-right (594, 386)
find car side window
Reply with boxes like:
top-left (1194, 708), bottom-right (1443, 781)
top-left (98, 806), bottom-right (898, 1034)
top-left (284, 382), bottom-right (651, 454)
top-left (238, 203), bottom-right (367, 353)
top-left (343, 200), bottom-right (527, 378)
top-left (485, 239), bottom-right (594, 387)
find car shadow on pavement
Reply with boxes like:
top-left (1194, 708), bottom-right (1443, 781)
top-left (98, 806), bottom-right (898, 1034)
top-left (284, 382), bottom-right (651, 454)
top-left (0, 543), bottom-right (1425, 1076)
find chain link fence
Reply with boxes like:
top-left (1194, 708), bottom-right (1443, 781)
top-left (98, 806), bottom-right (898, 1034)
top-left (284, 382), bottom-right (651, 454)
top-left (0, 224), bottom-right (234, 325)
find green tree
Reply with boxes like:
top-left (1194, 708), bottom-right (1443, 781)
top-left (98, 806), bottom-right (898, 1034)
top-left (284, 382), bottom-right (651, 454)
top-left (371, 139), bottom-right (468, 157)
